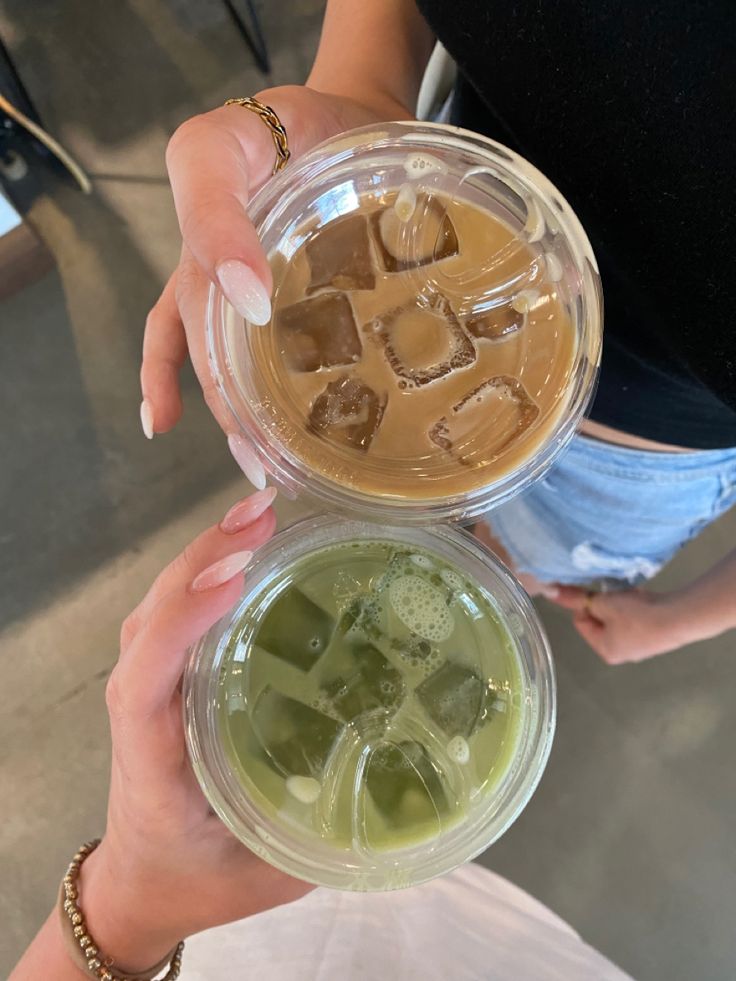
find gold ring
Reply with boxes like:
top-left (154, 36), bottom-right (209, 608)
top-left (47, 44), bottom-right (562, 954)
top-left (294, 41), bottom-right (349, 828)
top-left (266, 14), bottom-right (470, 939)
top-left (224, 96), bottom-right (291, 175)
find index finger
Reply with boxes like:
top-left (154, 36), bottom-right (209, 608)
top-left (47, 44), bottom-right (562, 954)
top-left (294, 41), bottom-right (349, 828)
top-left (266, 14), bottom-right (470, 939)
top-left (115, 571), bottom-right (245, 721)
top-left (119, 491), bottom-right (276, 655)
top-left (166, 107), bottom-right (273, 325)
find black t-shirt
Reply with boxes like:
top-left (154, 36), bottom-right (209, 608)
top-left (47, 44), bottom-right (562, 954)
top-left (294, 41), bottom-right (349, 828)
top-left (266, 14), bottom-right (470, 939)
top-left (416, 0), bottom-right (736, 448)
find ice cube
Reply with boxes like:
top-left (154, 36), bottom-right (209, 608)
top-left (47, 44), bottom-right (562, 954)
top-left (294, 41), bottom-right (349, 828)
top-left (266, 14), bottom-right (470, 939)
top-left (257, 588), bottom-right (334, 671)
top-left (252, 687), bottom-right (343, 778)
top-left (370, 293), bottom-right (476, 388)
top-left (364, 740), bottom-right (448, 827)
top-left (334, 594), bottom-right (387, 655)
top-left (372, 550), bottom-right (415, 592)
top-left (465, 304), bottom-right (524, 341)
top-left (371, 194), bottom-right (459, 272)
top-left (275, 293), bottom-right (362, 372)
top-left (308, 375), bottom-right (387, 451)
top-left (388, 633), bottom-right (434, 661)
top-left (332, 569), bottom-right (363, 606)
top-left (416, 662), bottom-right (497, 738)
top-left (323, 641), bottom-right (404, 722)
top-left (305, 213), bottom-right (376, 292)
top-left (429, 375), bottom-right (539, 456)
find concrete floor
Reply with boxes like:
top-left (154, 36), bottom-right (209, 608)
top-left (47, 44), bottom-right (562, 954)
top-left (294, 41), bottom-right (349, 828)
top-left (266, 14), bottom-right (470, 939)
top-left (1, 3), bottom-right (735, 979)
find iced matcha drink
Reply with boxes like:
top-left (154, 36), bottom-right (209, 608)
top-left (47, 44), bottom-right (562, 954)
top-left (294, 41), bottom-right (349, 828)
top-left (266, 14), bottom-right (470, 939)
top-left (216, 540), bottom-right (523, 852)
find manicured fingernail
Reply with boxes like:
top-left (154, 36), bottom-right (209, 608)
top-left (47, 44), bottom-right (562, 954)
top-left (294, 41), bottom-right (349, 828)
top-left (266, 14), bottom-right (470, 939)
top-left (541, 585), bottom-right (559, 600)
top-left (140, 398), bottom-right (154, 439)
top-left (191, 550), bottom-right (253, 591)
top-left (216, 259), bottom-right (271, 325)
top-left (228, 434), bottom-right (267, 490)
top-left (221, 487), bottom-right (277, 534)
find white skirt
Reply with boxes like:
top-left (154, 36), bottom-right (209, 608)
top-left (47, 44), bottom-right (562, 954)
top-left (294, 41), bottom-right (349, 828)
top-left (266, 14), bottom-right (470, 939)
top-left (181, 862), bottom-right (633, 980)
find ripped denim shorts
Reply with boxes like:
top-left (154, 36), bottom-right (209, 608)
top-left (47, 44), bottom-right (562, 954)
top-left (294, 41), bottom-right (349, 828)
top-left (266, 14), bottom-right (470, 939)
top-left (486, 433), bottom-right (736, 586)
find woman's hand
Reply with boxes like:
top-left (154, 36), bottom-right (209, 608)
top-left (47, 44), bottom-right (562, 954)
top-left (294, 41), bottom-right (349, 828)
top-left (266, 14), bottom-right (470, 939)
top-left (550, 586), bottom-right (694, 664)
top-left (141, 85), bottom-right (411, 453)
top-left (76, 488), bottom-right (312, 971)
top-left (141, 0), bottom-right (436, 464)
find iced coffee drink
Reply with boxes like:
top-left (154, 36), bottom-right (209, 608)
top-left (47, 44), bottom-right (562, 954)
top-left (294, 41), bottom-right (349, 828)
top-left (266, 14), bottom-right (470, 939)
top-left (248, 188), bottom-right (576, 499)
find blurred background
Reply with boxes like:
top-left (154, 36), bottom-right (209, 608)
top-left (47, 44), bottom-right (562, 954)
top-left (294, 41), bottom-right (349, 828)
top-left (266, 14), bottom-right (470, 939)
top-left (0, 3), bottom-right (734, 979)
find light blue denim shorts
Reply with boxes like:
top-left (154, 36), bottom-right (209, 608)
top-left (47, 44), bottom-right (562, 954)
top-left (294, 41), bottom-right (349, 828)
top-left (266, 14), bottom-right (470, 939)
top-left (486, 434), bottom-right (736, 586)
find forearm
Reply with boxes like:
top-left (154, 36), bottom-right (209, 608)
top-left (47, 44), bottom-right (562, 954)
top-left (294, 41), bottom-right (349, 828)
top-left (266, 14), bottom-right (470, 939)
top-left (11, 910), bottom-right (85, 981)
top-left (12, 906), bottom-right (172, 981)
top-left (308, 0), bottom-right (435, 117)
top-left (667, 548), bottom-right (736, 644)
top-left (12, 844), bottom-right (181, 979)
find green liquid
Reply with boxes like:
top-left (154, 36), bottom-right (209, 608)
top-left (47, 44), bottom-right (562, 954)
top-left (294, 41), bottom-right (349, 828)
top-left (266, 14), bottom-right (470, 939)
top-left (217, 541), bottom-right (524, 852)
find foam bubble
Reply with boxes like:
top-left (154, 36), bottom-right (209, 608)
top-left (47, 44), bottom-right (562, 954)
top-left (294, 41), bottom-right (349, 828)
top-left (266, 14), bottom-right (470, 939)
top-left (312, 695), bottom-right (333, 718)
top-left (447, 736), bottom-right (470, 765)
top-left (389, 575), bottom-right (454, 642)
top-left (410, 553), bottom-right (434, 570)
top-left (440, 569), bottom-right (464, 591)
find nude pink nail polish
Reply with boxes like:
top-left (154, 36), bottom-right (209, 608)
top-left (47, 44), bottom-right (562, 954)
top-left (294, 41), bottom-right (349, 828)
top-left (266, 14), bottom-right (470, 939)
top-left (227, 434), bottom-right (267, 490)
top-left (191, 550), bottom-right (253, 592)
top-left (140, 398), bottom-right (154, 439)
top-left (221, 487), bottom-right (277, 534)
top-left (216, 259), bottom-right (271, 326)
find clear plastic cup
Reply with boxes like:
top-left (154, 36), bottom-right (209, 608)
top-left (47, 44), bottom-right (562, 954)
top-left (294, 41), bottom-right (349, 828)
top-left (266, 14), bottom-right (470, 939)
top-left (184, 516), bottom-right (555, 891)
top-left (208, 121), bottom-right (602, 523)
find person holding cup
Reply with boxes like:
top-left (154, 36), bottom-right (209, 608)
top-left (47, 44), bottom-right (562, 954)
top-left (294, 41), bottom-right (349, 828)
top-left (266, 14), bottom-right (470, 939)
top-left (140, 0), bottom-right (736, 667)
top-left (11, 492), bottom-right (630, 981)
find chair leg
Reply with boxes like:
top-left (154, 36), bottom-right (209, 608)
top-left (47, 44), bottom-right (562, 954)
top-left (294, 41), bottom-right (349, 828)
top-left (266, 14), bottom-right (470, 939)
top-left (222, 0), bottom-right (271, 75)
top-left (0, 35), bottom-right (91, 193)
top-left (0, 35), bottom-right (40, 123)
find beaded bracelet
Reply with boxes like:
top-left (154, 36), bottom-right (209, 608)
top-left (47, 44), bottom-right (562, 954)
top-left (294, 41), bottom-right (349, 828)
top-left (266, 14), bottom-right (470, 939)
top-left (58, 839), bottom-right (184, 981)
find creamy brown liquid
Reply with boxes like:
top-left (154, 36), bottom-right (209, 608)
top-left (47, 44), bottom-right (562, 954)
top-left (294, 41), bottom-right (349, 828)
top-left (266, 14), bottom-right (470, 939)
top-left (249, 190), bottom-right (577, 499)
